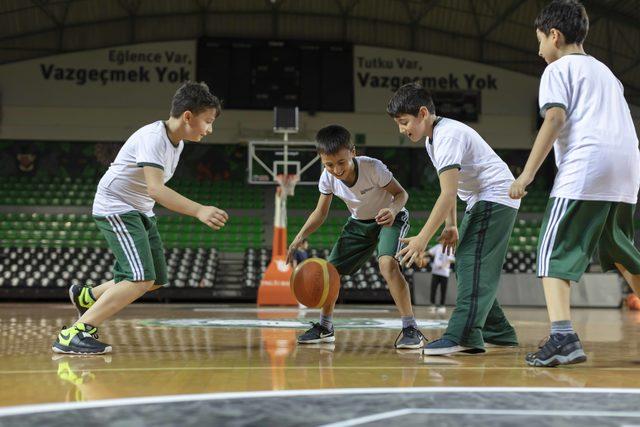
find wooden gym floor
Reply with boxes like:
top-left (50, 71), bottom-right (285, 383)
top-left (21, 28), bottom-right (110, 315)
top-left (0, 302), bottom-right (639, 410)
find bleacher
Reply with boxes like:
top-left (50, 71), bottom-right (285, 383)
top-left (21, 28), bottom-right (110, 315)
top-left (0, 173), bottom-right (558, 302)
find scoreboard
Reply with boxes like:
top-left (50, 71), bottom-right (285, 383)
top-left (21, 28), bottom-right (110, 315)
top-left (197, 38), bottom-right (353, 112)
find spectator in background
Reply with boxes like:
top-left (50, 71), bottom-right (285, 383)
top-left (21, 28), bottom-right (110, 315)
top-left (424, 243), bottom-right (455, 314)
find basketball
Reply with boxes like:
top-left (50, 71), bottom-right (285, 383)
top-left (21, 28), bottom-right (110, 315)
top-left (290, 258), bottom-right (340, 308)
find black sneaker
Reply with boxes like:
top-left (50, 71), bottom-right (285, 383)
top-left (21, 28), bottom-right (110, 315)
top-left (69, 284), bottom-right (96, 317)
top-left (52, 323), bottom-right (112, 355)
top-left (394, 326), bottom-right (427, 349)
top-left (297, 322), bottom-right (335, 344)
top-left (525, 333), bottom-right (587, 367)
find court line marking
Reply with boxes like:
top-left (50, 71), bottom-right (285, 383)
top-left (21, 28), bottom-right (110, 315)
top-left (1, 387), bottom-right (640, 418)
top-left (321, 408), bottom-right (640, 427)
top-left (4, 365), bottom-right (640, 374)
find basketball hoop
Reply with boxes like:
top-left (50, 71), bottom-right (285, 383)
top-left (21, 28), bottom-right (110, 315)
top-left (275, 174), bottom-right (300, 197)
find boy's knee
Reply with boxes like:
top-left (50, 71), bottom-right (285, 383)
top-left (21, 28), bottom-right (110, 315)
top-left (378, 255), bottom-right (399, 278)
top-left (132, 279), bottom-right (156, 292)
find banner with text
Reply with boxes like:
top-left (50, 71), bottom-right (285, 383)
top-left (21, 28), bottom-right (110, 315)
top-left (0, 40), bottom-right (195, 109)
top-left (354, 45), bottom-right (539, 119)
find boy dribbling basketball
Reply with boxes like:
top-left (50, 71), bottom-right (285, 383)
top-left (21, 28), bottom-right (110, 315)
top-left (286, 125), bottom-right (426, 349)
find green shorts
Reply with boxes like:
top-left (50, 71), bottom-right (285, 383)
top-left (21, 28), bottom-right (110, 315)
top-left (537, 198), bottom-right (640, 282)
top-left (327, 209), bottom-right (410, 275)
top-left (93, 211), bottom-right (168, 285)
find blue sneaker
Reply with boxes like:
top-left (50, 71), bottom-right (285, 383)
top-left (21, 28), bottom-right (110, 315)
top-left (297, 323), bottom-right (335, 344)
top-left (394, 326), bottom-right (427, 349)
top-left (423, 338), bottom-right (486, 356)
top-left (525, 333), bottom-right (587, 367)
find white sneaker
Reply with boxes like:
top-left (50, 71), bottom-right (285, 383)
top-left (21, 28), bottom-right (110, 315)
top-left (428, 305), bottom-right (437, 313)
top-left (436, 306), bottom-right (446, 314)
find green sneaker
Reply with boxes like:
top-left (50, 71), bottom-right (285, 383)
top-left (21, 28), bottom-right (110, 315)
top-left (69, 284), bottom-right (96, 317)
top-left (52, 323), bottom-right (112, 355)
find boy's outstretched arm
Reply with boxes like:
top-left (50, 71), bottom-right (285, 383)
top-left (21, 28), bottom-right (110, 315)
top-left (509, 107), bottom-right (566, 199)
top-left (375, 178), bottom-right (408, 226)
top-left (144, 166), bottom-right (228, 230)
top-left (397, 168), bottom-right (458, 267)
top-left (286, 193), bottom-right (332, 265)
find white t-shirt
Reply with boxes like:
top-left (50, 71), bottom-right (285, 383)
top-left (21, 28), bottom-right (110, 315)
top-left (318, 156), bottom-right (400, 220)
top-left (426, 117), bottom-right (521, 211)
top-left (93, 121), bottom-right (184, 216)
top-left (428, 243), bottom-right (455, 278)
top-left (539, 54), bottom-right (640, 203)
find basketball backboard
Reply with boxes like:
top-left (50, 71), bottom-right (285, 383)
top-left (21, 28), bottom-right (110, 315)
top-left (248, 140), bottom-right (321, 185)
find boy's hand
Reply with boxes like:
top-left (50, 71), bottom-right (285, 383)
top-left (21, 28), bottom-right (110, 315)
top-left (509, 174), bottom-right (533, 200)
top-left (439, 225), bottom-right (458, 255)
top-left (197, 206), bottom-right (228, 230)
top-left (375, 208), bottom-right (396, 226)
top-left (396, 234), bottom-right (429, 268)
top-left (286, 237), bottom-right (304, 266)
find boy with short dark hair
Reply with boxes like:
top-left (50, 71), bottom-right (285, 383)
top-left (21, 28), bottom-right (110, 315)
top-left (286, 124), bottom-right (426, 349)
top-left (510, 0), bottom-right (640, 367)
top-left (52, 81), bottom-right (228, 355)
top-left (389, 82), bottom-right (520, 356)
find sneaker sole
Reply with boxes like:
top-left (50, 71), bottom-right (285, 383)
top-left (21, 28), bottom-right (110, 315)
top-left (423, 345), bottom-right (479, 356)
top-left (526, 349), bottom-right (587, 367)
top-left (395, 339), bottom-right (426, 349)
top-left (52, 343), bottom-right (112, 355)
top-left (297, 336), bottom-right (335, 344)
top-left (485, 343), bottom-right (519, 348)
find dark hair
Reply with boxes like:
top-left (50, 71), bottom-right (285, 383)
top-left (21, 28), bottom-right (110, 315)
top-left (386, 82), bottom-right (436, 117)
top-left (534, 0), bottom-right (589, 44)
top-left (170, 81), bottom-right (222, 118)
top-left (315, 125), bottom-right (354, 155)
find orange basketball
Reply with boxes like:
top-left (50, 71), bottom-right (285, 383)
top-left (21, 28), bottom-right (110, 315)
top-left (290, 258), bottom-right (340, 308)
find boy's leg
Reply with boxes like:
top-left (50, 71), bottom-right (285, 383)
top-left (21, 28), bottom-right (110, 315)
top-left (526, 198), bottom-right (610, 367)
top-left (53, 212), bottom-right (158, 355)
top-left (378, 210), bottom-right (426, 348)
top-left (482, 299), bottom-right (518, 346)
top-left (379, 256), bottom-right (413, 316)
top-left (298, 217), bottom-right (377, 344)
top-left (436, 202), bottom-right (517, 351)
top-left (79, 279), bottom-right (155, 325)
top-left (597, 203), bottom-right (640, 295)
top-left (92, 281), bottom-right (117, 299)
top-left (616, 263), bottom-right (640, 296)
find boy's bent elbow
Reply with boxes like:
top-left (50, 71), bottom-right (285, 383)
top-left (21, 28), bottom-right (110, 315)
top-left (147, 185), bottom-right (164, 200)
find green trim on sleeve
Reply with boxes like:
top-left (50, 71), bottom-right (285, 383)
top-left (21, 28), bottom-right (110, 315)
top-left (539, 102), bottom-right (567, 118)
top-left (137, 162), bottom-right (164, 170)
top-left (438, 164), bottom-right (461, 175)
top-left (380, 176), bottom-right (394, 188)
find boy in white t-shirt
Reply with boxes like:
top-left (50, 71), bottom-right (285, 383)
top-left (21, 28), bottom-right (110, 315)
top-left (389, 82), bottom-right (521, 356)
top-left (52, 82), bottom-right (228, 355)
top-left (286, 125), bottom-right (426, 349)
top-left (510, 0), bottom-right (640, 367)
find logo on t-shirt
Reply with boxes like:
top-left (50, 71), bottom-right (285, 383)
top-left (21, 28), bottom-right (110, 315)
top-left (360, 186), bottom-right (375, 195)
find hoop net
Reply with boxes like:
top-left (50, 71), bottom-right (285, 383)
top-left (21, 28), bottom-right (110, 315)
top-left (275, 173), bottom-right (300, 197)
